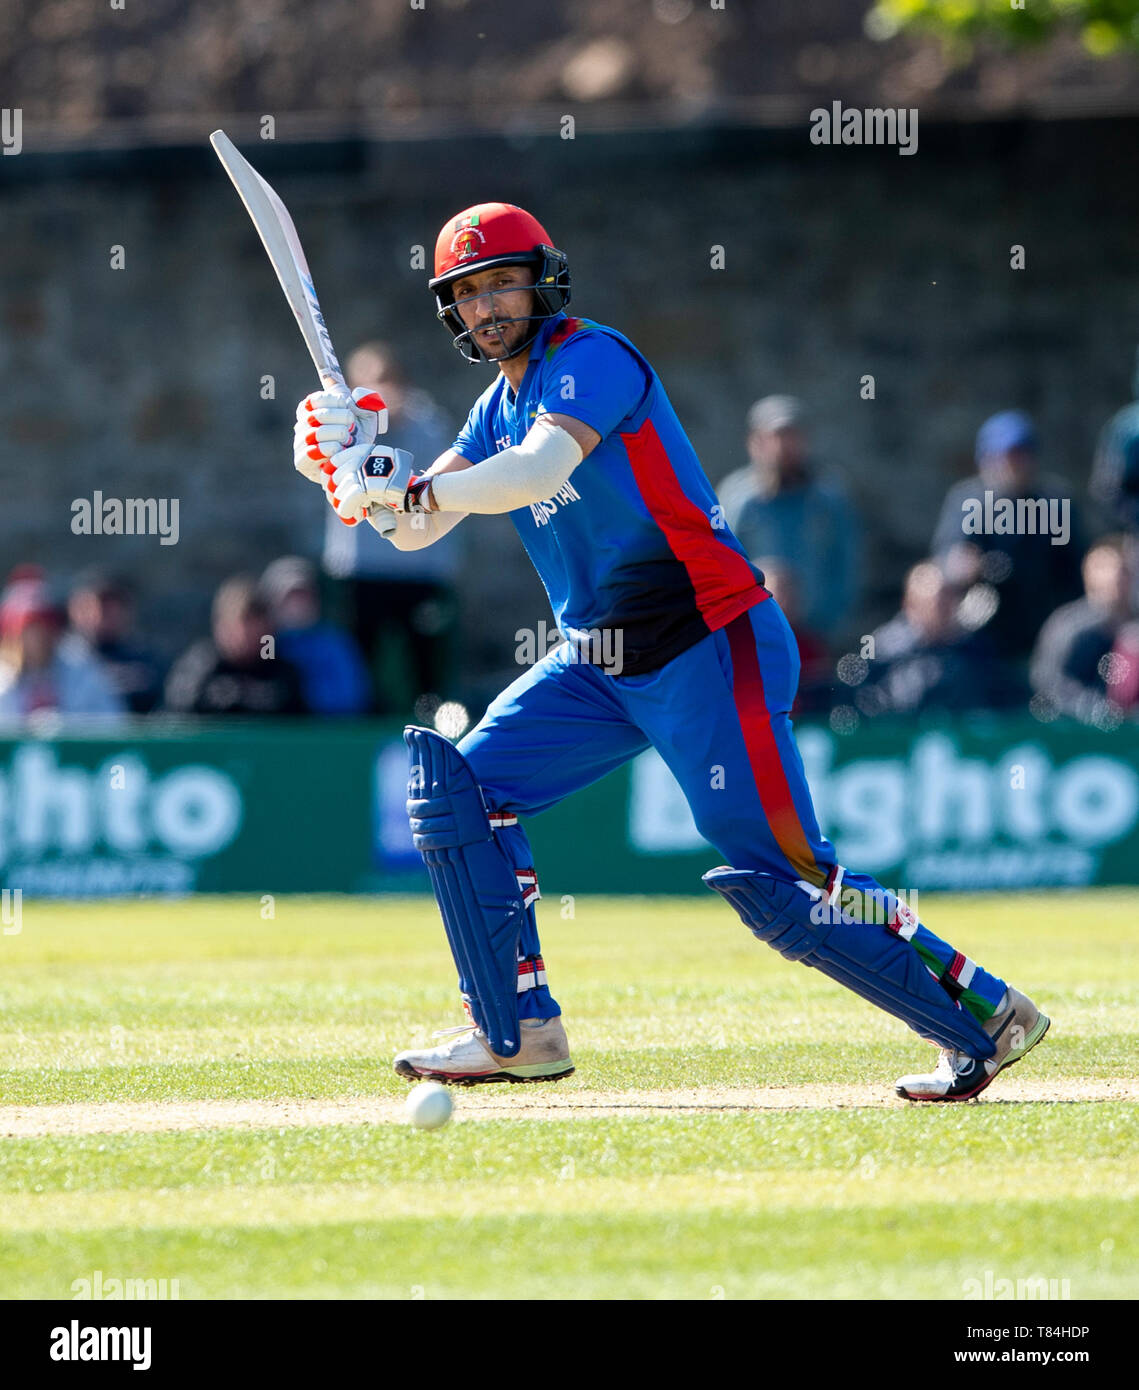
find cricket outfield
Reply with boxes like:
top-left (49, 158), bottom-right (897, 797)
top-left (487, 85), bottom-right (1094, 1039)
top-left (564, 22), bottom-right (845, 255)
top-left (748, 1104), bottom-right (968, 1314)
top-left (0, 894), bottom-right (1135, 1300)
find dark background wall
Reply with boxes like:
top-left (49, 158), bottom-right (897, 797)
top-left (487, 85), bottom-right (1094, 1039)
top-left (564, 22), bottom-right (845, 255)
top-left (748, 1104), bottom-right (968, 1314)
top-left (2, 115), bottom-right (1137, 703)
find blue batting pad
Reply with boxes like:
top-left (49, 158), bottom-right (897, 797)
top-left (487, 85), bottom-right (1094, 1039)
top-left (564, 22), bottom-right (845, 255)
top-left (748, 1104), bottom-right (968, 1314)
top-left (405, 725), bottom-right (526, 1058)
top-left (704, 867), bottom-right (995, 1058)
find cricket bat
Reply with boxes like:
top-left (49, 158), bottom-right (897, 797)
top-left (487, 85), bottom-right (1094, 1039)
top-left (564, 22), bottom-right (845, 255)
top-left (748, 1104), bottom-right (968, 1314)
top-left (210, 129), bottom-right (346, 393)
top-left (210, 129), bottom-right (390, 528)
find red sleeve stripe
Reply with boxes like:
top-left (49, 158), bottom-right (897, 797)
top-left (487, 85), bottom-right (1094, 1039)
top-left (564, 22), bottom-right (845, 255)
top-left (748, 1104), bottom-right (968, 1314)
top-left (621, 418), bottom-right (765, 632)
top-left (725, 612), bottom-right (826, 886)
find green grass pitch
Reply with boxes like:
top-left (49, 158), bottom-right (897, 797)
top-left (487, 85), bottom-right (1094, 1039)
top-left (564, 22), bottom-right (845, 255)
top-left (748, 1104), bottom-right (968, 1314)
top-left (0, 892), bottom-right (1136, 1300)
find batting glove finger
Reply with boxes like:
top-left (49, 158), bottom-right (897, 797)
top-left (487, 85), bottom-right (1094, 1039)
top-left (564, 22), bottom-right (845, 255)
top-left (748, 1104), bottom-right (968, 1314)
top-left (293, 389), bottom-right (389, 483)
top-left (294, 433), bottom-right (346, 483)
top-left (298, 388), bottom-right (389, 445)
top-left (323, 442), bottom-right (375, 524)
top-left (294, 421), bottom-right (358, 477)
top-left (325, 444), bottom-right (415, 522)
top-left (295, 389), bottom-right (365, 421)
top-left (297, 406), bottom-right (358, 431)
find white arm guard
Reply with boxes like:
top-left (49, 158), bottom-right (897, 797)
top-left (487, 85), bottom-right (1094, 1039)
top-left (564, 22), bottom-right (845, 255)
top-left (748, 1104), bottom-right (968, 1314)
top-left (368, 509), bottom-right (466, 550)
top-left (429, 421), bottom-right (583, 515)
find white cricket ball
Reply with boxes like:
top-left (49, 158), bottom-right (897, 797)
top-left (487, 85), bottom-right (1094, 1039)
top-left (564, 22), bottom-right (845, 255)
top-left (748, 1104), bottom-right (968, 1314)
top-left (404, 1081), bottom-right (453, 1131)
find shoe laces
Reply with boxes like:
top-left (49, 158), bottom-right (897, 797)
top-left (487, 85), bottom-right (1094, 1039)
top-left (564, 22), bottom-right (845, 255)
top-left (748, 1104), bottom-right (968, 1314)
top-left (432, 1024), bottom-right (480, 1040)
top-left (935, 1047), bottom-right (976, 1080)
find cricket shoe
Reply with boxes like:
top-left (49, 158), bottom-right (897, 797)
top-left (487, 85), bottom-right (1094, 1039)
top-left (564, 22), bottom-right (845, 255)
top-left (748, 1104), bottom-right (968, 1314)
top-left (895, 986), bottom-right (1051, 1102)
top-left (393, 1015), bottom-right (574, 1086)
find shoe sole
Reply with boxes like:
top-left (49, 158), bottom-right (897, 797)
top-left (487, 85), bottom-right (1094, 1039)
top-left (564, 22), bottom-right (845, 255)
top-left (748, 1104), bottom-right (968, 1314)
top-left (394, 1058), bottom-right (576, 1087)
top-left (896, 1012), bottom-right (1051, 1103)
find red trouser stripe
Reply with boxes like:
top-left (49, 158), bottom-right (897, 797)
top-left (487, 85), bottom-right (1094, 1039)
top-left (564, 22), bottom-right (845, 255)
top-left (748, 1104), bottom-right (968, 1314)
top-left (725, 612), bottom-right (824, 885)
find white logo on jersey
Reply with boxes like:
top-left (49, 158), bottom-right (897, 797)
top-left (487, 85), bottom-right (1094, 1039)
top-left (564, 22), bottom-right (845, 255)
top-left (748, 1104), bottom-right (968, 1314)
top-left (530, 479), bottom-right (582, 527)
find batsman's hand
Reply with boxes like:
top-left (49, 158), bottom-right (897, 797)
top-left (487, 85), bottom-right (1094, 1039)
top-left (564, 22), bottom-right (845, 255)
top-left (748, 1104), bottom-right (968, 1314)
top-left (326, 443), bottom-right (417, 525)
top-left (293, 387), bottom-right (389, 485)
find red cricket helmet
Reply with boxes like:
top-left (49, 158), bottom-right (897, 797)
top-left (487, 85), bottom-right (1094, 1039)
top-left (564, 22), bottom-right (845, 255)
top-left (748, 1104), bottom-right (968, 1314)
top-left (428, 202), bottom-right (571, 363)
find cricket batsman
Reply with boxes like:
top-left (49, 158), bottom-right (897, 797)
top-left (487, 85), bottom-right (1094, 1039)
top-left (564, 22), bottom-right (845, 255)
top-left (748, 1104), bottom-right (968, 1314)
top-left (293, 203), bottom-right (1050, 1102)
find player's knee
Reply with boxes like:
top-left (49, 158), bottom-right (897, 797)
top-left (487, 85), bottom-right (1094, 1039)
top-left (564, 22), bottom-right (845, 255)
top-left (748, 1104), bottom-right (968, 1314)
top-left (404, 724), bottom-right (490, 851)
top-left (703, 866), bottom-right (824, 961)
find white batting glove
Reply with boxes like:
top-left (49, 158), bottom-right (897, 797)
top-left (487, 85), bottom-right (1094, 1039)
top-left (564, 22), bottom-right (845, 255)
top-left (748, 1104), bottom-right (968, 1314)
top-left (293, 386), bottom-right (389, 485)
top-left (326, 444), bottom-right (417, 525)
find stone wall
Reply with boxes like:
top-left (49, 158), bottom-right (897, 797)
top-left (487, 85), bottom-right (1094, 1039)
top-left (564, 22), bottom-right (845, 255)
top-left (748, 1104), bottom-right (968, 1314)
top-left (1, 117), bottom-right (1137, 703)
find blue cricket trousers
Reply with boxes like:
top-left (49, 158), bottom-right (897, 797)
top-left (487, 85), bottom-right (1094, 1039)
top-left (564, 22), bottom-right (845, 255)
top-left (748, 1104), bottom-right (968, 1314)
top-left (457, 596), bottom-right (1007, 1023)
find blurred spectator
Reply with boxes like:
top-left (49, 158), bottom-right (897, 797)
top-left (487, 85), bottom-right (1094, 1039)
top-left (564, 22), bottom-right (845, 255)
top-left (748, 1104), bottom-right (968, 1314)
top-left (260, 557), bottom-right (370, 716)
top-left (1029, 537), bottom-right (1135, 725)
top-left (932, 410), bottom-right (1083, 661)
top-left (1090, 346), bottom-right (1139, 536)
top-left (1089, 347), bottom-right (1139, 620)
top-left (1107, 622), bottom-right (1139, 714)
top-left (718, 395), bottom-right (859, 639)
top-left (164, 575), bottom-right (306, 716)
top-left (857, 561), bottom-right (1021, 716)
top-left (0, 571), bottom-right (124, 721)
top-left (757, 556), bottom-right (832, 714)
top-left (60, 569), bottom-right (164, 714)
top-left (322, 341), bottom-right (460, 713)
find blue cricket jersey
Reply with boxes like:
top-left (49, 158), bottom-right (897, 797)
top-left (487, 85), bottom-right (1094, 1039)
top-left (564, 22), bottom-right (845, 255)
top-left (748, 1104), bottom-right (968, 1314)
top-left (452, 313), bottom-right (766, 675)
